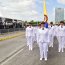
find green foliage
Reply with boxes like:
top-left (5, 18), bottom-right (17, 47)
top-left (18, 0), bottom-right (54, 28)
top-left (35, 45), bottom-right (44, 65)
top-left (29, 21), bottom-right (41, 26)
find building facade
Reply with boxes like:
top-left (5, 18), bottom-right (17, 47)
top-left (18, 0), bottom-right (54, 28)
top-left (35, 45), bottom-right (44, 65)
top-left (55, 8), bottom-right (64, 24)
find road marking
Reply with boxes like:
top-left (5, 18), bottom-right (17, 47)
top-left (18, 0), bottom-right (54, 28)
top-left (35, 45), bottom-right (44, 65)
top-left (0, 45), bottom-right (26, 65)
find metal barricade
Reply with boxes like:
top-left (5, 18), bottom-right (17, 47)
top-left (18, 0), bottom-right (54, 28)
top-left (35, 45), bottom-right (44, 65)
top-left (0, 28), bottom-right (25, 34)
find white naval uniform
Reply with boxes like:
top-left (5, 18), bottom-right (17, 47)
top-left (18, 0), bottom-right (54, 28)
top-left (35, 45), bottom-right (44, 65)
top-left (37, 27), bottom-right (49, 61)
top-left (54, 25), bottom-right (59, 36)
top-left (57, 25), bottom-right (65, 52)
top-left (37, 27), bottom-right (41, 44)
top-left (26, 26), bottom-right (34, 50)
top-left (48, 26), bottom-right (55, 47)
top-left (33, 26), bottom-right (38, 43)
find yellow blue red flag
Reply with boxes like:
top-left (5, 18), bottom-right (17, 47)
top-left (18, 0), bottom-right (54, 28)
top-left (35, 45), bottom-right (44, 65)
top-left (44, 0), bottom-right (48, 22)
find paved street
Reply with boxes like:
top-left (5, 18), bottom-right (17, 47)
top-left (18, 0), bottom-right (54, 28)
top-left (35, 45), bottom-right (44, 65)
top-left (0, 31), bottom-right (26, 64)
top-left (0, 31), bottom-right (65, 65)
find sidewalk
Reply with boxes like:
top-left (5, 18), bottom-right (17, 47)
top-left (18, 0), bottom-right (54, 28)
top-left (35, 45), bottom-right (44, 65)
top-left (0, 31), bottom-right (25, 41)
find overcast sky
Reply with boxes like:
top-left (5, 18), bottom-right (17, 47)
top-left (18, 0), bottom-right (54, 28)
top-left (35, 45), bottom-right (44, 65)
top-left (0, 0), bottom-right (65, 22)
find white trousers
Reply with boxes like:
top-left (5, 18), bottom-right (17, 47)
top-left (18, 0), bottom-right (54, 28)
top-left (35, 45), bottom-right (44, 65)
top-left (39, 42), bottom-right (48, 60)
top-left (58, 36), bottom-right (65, 52)
top-left (33, 33), bottom-right (37, 42)
top-left (49, 34), bottom-right (54, 47)
top-left (26, 36), bottom-right (33, 50)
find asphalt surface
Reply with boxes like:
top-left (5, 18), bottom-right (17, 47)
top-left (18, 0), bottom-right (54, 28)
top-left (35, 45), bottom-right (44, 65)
top-left (0, 31), bottom-right (25, 64)
top-left (0, 32), bottom-right (65, 65)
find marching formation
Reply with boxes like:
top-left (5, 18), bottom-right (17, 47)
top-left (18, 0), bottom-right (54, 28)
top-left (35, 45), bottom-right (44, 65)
top-left (25, 21), bottom-right (65, 61)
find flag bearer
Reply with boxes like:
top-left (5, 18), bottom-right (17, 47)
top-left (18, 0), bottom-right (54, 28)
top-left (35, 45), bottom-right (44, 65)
top-left (37, 22), bottom-right (49, 61)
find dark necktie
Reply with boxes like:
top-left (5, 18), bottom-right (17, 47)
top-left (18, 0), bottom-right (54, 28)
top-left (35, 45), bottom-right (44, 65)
top-left (42, 28), bottom-right (44, 30)
top-left (61, 26), bottom-right (63, 28)
top-left (51, 26), bottom-right (52, 27)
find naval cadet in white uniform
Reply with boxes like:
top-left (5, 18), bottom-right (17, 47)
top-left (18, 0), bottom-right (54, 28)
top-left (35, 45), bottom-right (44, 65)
top-left (33, 26), bottom-right (38, 43)
top-left (48, 22), bottom-right (55, 47)
top-left (57, 21), bottom-right (65, 52)
top-left (37, 22), bottom-right (50, 61)
top-left (37, 24), bottom-right (41, 44)
top-left (26, 23), bottom-right (34, 51)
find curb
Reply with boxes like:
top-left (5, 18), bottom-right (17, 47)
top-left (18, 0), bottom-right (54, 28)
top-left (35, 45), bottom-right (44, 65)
top-left (0, 33), bottom-right (23, 41)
